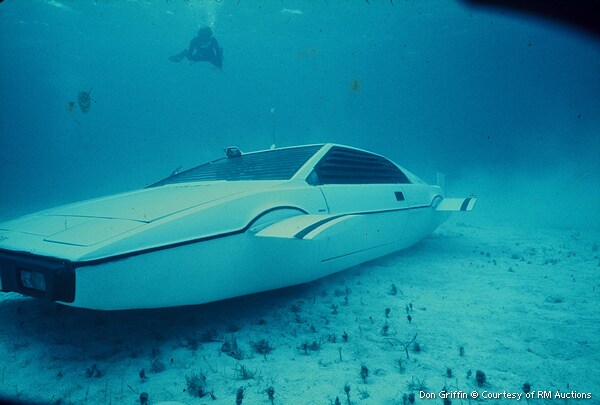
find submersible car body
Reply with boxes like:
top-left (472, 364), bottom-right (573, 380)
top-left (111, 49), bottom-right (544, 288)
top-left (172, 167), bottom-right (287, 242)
top-left (0, 144), bottom-right (476, 310)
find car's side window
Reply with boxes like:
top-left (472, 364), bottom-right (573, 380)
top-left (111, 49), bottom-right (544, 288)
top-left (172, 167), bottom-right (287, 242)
top-left (306, 169), bottom-right (323, 186)
top-left (313, 147), bottom-right (410, 184)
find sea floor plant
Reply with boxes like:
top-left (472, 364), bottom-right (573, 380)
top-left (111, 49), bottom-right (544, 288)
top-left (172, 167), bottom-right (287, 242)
top-left (235, 363), bottom-right (257, 380)
top-left (407, 376), bottom-right (428, 392)
top-left (185, 370), bottom-right (207, 398)
top-left (236, 387), bottom-right (244, 405)
top-left (221, 337), bottom-right (244, 360)
top-left (266, 386), bottom-right (275, 404)
top-left (344, 384), bottom-right (351, 405)
top-left (251, 338), bottom-right (274, 358)
top-left (475, 370), bottom-right (487, 387)
top-left (360, 365), bottom-right (369, 383)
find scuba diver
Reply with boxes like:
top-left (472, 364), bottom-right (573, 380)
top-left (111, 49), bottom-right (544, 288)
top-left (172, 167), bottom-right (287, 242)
top-left (169, 27), bottom-right (223, 69)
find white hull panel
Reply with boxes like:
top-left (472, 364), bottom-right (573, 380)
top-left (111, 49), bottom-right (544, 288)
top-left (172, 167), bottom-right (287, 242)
top-left (71, 207), bottom-right (446, 310)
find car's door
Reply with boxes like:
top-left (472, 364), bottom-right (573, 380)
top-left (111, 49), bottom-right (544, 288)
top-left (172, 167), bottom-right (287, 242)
top-left (307, 146), bottom-right (412, 259)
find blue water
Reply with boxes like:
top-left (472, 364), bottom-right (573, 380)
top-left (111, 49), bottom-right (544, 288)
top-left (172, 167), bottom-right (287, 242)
top-left (1, 1), bottom-right (599, 222)
top-left (1, 3), bottom-right (600, 404)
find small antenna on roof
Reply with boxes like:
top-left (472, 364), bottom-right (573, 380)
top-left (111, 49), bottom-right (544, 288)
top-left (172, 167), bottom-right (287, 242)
top-left (270, 107), bottom-right (276, 149)
top-left (170, 165), bottom-right (182, 176)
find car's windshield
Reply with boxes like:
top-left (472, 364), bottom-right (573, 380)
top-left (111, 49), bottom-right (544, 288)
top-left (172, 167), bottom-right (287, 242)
top-left (149, 145), bottom-right (323, 187)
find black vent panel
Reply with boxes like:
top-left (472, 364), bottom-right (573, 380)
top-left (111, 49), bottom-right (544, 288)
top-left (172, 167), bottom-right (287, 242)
top-left (314, 147), bottom-right (410, 184)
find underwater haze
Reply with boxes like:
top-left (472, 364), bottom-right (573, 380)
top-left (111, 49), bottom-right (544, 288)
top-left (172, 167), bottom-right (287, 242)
top-left (1, 0), bottom-right (599, 228)
top-left (1, 1), bottom-right (600, 405)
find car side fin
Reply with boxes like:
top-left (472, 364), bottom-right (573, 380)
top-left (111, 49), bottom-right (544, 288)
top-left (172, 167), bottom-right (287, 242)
top-left (435, 196), bottom-right (477, 211)
top-left (254, 214), bottom-right (355, 240)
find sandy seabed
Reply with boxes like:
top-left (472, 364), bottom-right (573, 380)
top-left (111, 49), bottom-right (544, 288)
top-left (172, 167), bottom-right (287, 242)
top-left (0, 218), bottom-right (598, 405)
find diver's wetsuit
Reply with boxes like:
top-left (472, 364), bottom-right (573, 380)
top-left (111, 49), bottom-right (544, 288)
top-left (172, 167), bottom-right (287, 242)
top-left (189, 36), bottom-right (223, 68)
top-left (170, 34), bottom-right (223, 68)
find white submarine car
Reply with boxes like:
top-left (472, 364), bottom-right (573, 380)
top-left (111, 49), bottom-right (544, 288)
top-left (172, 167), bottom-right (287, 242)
top-left (0, 144), bottom-right (476, 310)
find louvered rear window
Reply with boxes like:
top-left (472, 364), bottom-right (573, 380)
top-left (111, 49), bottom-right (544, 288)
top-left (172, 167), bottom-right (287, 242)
top-left (314, 146), bottom-right (410, 184)
top-left (150, 145), bottom-right (322, 186)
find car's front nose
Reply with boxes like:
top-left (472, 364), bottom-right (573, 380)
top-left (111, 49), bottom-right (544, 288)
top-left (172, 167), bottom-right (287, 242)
top-left (0, 250), bottom-right (75, 303)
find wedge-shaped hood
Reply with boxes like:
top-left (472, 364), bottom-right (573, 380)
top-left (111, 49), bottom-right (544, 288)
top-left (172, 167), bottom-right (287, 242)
top-left (0, 182), bottom-right (277, 245)
top-left (50, 182), bottom-right (262, 222)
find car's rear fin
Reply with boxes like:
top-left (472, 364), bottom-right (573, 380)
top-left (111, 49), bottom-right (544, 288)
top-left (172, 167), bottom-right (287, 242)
top-left (435, 196), bottom-right (477, 211)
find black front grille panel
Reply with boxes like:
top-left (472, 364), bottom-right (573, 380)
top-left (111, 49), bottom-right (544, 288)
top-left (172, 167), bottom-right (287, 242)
top-left (0, 250), bottom-right (75, 303)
